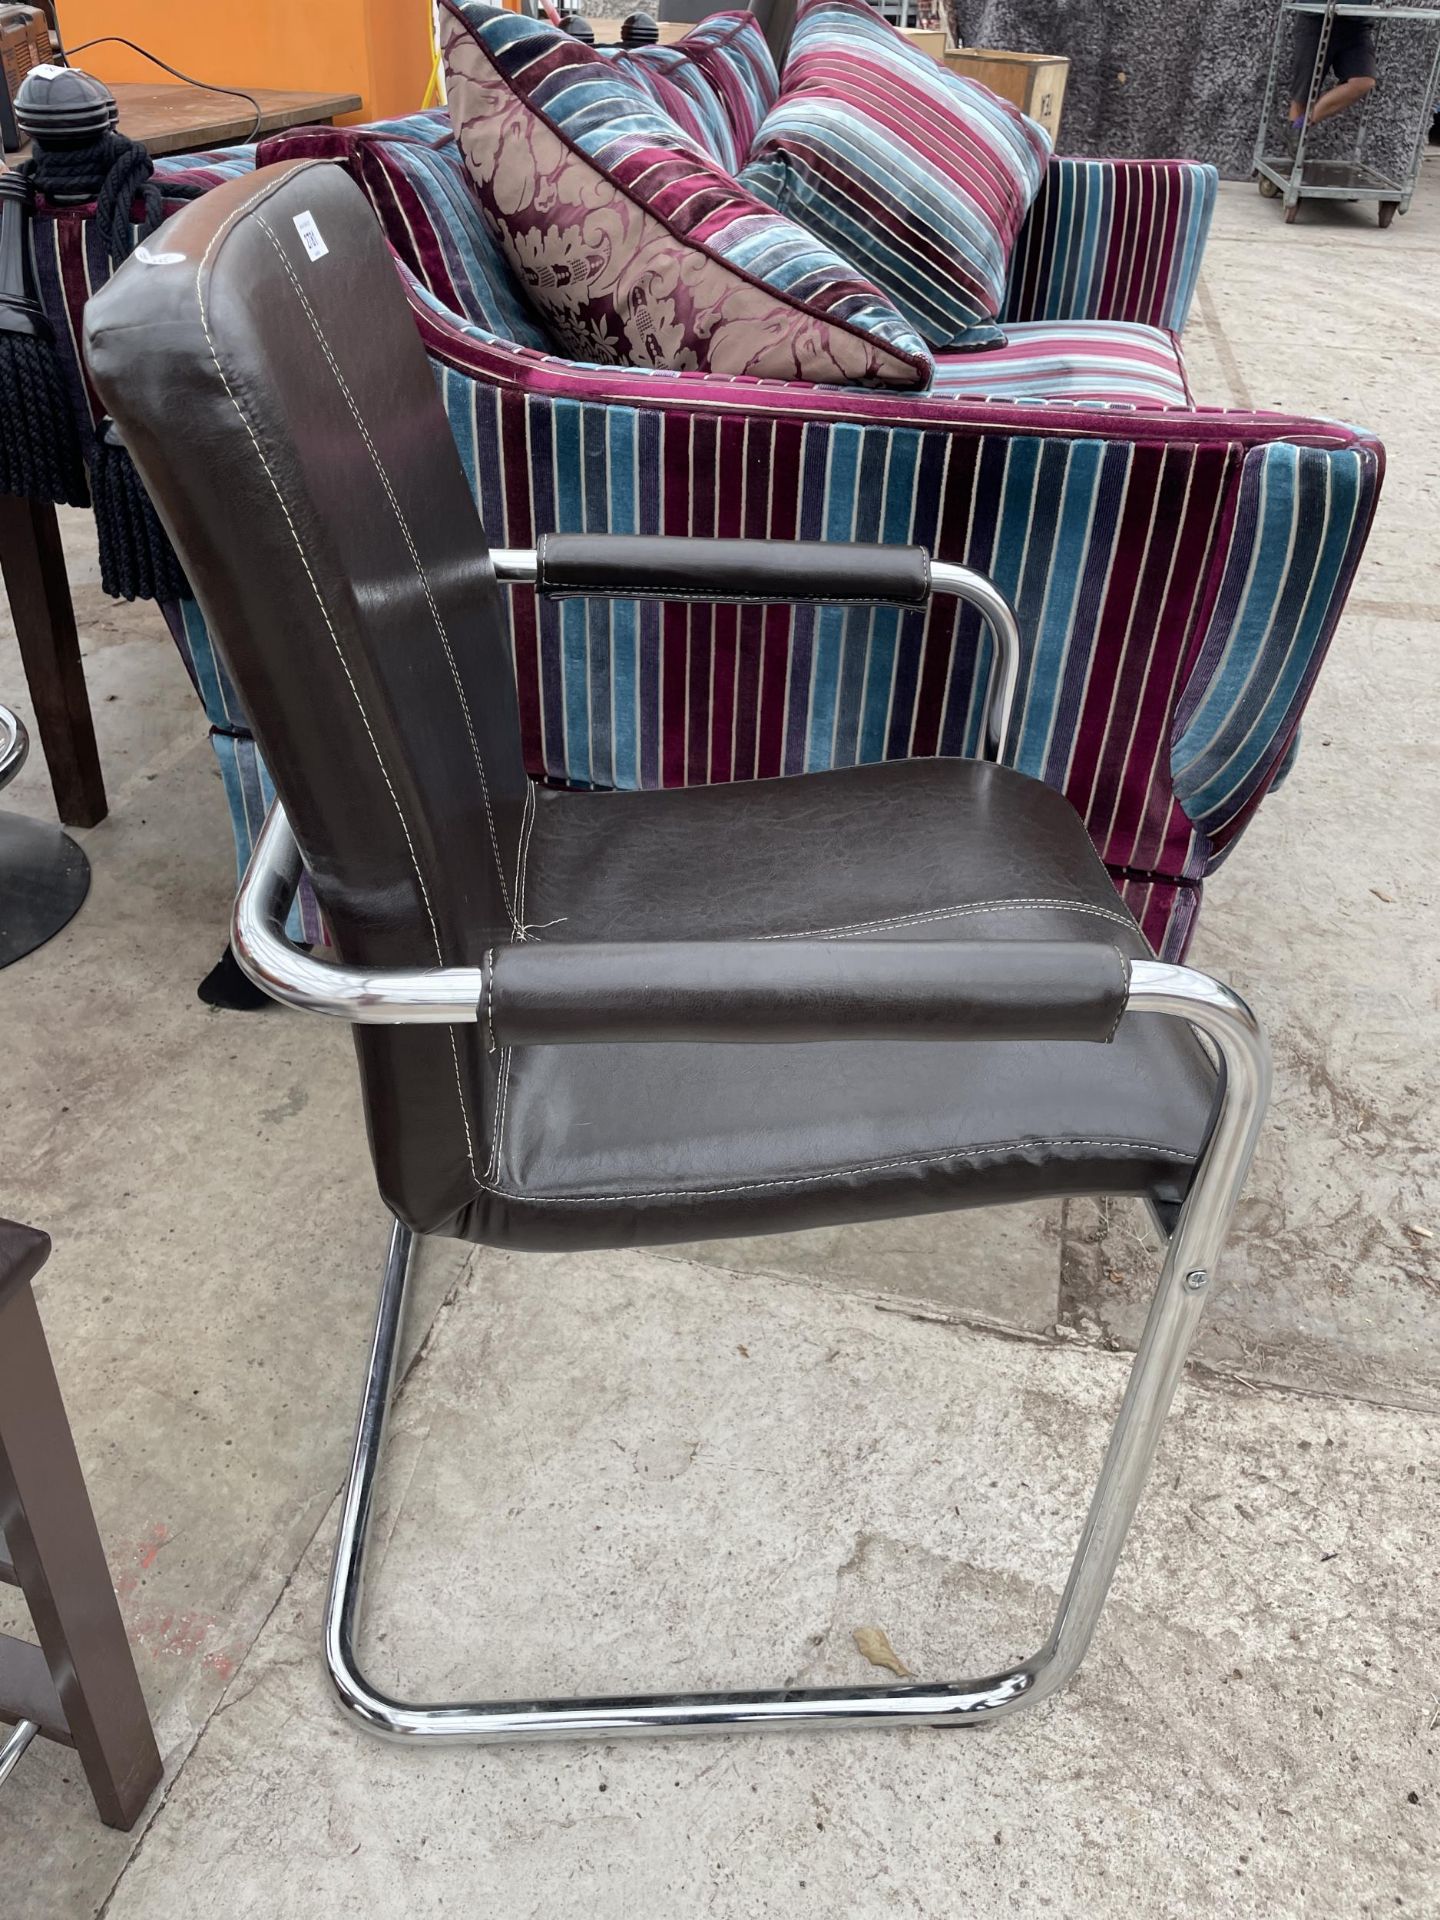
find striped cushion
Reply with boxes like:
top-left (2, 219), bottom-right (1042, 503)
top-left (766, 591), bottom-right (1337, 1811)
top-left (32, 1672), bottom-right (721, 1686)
top-left (439, 0), bottom-right (931, 386)
top-left (614, 12), bottom-right (780, 172)
top-left (931, 321), bottom-right (1191, 409)
top-left (743, 0), bottom-right (1050, 348)
top-left (152, 147), bottom-right (258, 186)
top-left (607, 49), bottom-right (738, 167)
top-left (678, 11), bottom-right (781, 158)
top-left (262, 114), bottom-right (553, 349)
top-left (262, 117), bottom-right (566, 367)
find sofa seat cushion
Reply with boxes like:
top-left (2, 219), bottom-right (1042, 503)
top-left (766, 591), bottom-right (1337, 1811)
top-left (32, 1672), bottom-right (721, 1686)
top-left (744, 0), bottom-right (1050, 349)
top-left (439, 0), bottom-right (932, 386)
top-left (930, 321), bottom-right (1192, 409)
top-left (614, 11), bottom-right (780, 173)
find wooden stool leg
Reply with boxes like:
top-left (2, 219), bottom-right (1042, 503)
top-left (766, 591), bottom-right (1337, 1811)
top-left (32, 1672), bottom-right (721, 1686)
top-left (0, 1224), bottom-right (161, 1829)
top-left (0, 495), bottom-right (108, 829)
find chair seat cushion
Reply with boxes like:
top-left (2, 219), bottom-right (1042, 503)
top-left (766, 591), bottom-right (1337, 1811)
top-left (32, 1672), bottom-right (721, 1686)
top-left (438, 0), bottom-right (932, 386)
top-left (930, 320), bottom-right (1192, 409)
top-left (443, 759), bottom-right (1216, 1252)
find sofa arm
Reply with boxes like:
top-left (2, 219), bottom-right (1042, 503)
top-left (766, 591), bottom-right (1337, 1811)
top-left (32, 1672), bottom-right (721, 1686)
top-left (150, 148), bottom-right (258, 193)
top-left (1171, 437), bottom-right (1383, 854)
top-left (1003, 157), bottom-right (1218, 334)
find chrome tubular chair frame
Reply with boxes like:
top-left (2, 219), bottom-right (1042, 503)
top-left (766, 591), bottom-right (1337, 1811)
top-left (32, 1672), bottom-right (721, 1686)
top-left (0, 705), bottom-right (30, 791)
top-left (495, 552), bottom-right (1024, 763)
top-left (232, 550), bottom-right (1270, 1749)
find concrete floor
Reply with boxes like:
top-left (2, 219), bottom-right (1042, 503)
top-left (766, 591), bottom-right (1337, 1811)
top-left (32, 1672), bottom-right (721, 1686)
top-left (1, 172), bottom-right (1437, 1917)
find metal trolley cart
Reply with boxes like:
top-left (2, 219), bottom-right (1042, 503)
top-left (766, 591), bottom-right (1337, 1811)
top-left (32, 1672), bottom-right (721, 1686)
top-left (1254, 1), bottom-right (1440, 224)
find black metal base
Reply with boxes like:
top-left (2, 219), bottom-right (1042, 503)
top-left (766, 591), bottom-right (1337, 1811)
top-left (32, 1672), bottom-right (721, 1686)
top-left (0, 811), bottom-right (89, 966)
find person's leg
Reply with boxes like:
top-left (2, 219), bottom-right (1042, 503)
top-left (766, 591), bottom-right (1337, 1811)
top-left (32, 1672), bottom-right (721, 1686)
top-left (1289, 18), bottom-right (1323, 123)
top-left (1304, 73), bottom-right (1376, 126)
top-left (1296, 21), bottom-right (1377, 127)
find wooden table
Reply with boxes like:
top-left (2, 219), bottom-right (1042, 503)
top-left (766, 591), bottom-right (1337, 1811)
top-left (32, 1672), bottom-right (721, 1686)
top-left (3, 85), bottom-right (360, 828)
top-left (5, 81), bottom-right (363, 167)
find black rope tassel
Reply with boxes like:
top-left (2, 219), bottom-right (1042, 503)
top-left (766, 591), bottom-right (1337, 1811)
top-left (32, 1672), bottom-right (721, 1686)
top-left (13, 65), bottom-right (204, 592)
top-left (0, 171), bottom-right (89, 507)
top-left (27, 130), bottom-right (172, 270)
top-left (91, 420), bottom-right (189, 603)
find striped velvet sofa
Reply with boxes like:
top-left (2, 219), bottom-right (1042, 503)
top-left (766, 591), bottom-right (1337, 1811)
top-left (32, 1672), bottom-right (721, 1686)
top-left (31, 105), bottom-right (1381, 963)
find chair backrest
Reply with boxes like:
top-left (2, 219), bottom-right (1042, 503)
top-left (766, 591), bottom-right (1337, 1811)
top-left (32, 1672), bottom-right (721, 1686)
top-left (85, 161), bottom-right (532, 1235)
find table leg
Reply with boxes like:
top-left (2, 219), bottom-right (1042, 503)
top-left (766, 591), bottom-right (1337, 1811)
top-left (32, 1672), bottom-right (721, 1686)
top-left (0, 495), bottom-right (107, 828)
top-left (0, 1228), bottom-right (161, 1830)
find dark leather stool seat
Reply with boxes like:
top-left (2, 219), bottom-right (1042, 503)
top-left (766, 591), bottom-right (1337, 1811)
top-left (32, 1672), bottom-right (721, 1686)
top-left (468, 758), bottom-right (1213, 1250)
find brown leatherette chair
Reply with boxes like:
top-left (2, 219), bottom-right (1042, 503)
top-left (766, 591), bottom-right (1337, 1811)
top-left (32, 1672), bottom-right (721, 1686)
top-left (84, 163), bottom-right (1271, 1749)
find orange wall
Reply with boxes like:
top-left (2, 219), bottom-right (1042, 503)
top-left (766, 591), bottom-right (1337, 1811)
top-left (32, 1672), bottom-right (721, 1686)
top-left (56, 0), bottom-right (434, 122)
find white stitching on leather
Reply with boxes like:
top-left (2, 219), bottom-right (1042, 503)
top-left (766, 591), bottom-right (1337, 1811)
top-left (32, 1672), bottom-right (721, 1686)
top-left (487, 783), bottom-right (537, 1177)
top-left (513, 781), bottom-right (536, 936)
top-left (1105, 953), bottom-right (1131, 1044)
top-left (488, 1045), bottom-right (514, 1183)
top-left (193, 170), bottom-right (479, 1182)
top-left (757, 898), bottom-right (1137, 941)
top-left (255, 215), bottom-right (518, 930)
top-left (541, 586), bottom-right (928, 607)
top-left (476, 1135), bottom-right (1194, 1206)
top-left (484, 946), bottom-right (495, 1055)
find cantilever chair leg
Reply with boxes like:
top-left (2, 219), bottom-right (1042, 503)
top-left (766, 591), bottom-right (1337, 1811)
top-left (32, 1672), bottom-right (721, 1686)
top-left (321, 965), bottom-right (1269, 1745)
top-left (216, 547), bottom-right (1267, 1747)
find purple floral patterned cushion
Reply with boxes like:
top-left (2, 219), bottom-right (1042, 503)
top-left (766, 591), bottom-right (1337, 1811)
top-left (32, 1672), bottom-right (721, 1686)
top-left (439, 0), bottom-right (932, 387)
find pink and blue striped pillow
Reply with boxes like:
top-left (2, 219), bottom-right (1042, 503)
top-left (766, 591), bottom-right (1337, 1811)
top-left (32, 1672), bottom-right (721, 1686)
top-left (742, 0), bottom-right (1052, 349)
top-left (613, 11), bottom-right (780, 175)
top-left (439, 0), bottom-right (932, 387)
top-left (609, 49), bottom-right (740, 167)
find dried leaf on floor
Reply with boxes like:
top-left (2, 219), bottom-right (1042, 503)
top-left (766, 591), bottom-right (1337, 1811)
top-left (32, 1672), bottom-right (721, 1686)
top-left (853, 1626), bottom-right (911, 1678)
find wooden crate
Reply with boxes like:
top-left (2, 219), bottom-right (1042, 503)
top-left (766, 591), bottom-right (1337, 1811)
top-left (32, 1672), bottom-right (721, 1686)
top-left (943, 48), bottom-right (1069, 145)
top-left (899, 27), bottom-right (949, 62)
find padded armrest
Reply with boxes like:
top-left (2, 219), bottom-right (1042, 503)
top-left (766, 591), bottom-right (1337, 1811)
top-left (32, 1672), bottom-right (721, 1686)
top-left (487, 939), bottom-right (1129, 1047)
top-left (535, 535), bottom-right (931, 608)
